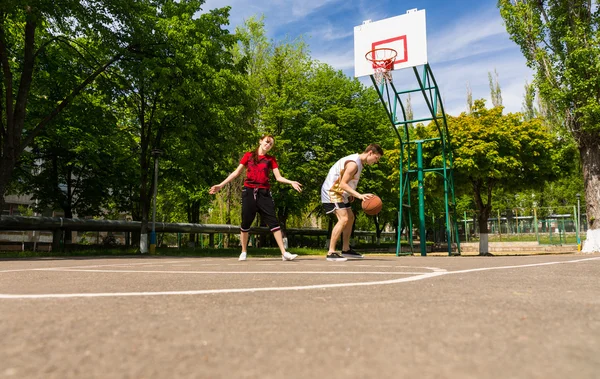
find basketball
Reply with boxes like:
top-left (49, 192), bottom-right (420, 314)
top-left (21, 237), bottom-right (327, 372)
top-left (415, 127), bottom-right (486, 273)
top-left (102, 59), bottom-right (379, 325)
top-left (362, 195), bottom-right (382, 216)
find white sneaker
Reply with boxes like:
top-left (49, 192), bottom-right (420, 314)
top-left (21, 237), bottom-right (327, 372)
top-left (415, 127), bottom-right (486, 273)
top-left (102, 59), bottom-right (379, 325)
top-left (282, 252), bottom-right (297, 261)
top-left (239, 252), bottom-right (247, 261)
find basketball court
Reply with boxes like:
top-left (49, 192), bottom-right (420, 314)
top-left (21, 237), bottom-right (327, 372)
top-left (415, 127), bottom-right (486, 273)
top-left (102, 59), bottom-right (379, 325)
top-left (2, 7), bottom-right (596, 379)
top-left (1, 253), bottom-right (599, 378)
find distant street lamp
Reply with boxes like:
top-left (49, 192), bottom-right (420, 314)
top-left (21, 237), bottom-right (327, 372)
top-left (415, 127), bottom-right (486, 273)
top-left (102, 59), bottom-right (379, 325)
top-left (150, 149), bottom-right (163, 254)
top-left (576, 193), bottom-right (581, 248)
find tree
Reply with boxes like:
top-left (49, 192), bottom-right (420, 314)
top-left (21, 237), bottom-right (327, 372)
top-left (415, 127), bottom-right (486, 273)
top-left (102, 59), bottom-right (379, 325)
top-left (488, 69), bottom-right (503, 108)
top-left (9, 37), bottom-right (138, 222)
top-left (110, 3), bottom-right (249, 251)
top-left (421, 100), bottom-right (556, 254)
top-left (498, 0), bottom-right (600, 252)
top-left (23, 91), bottom-right (135, 220)
top-left (521, 82), bottom-right (538, 120)
top-left (0, 0), bottom-right (155, 211)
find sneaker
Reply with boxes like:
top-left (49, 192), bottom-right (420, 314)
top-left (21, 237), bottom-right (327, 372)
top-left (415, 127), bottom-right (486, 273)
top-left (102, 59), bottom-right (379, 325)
top-left (342, 248), bottom-right (363, 259)
top-left (326, 252), bottom-right (348, 262)
top-left (239, 252), bottom-right (247, 261)
top-left (282, 252), bottom-right (298, 261)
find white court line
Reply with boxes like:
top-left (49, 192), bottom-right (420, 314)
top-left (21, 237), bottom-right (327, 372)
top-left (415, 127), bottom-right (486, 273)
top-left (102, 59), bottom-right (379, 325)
top-left (48, 269), bottom-right (429, 275)
top-left (0, 260), bottom-right (188, 273)
top-left (450, 256), bottom-right (600, 274)
top-left (0, 272), bottom-right (445, 299)
top-left (1, 257), bottom-right (598, 300)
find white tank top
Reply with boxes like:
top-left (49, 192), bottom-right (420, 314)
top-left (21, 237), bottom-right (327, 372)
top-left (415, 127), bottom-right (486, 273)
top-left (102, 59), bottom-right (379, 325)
top-left (321, 153), bottom-right (363, 203)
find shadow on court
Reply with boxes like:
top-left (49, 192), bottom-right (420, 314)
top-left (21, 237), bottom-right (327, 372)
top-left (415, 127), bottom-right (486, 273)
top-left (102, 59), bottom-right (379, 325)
top-left (1, 253), bottom-right (599, 379)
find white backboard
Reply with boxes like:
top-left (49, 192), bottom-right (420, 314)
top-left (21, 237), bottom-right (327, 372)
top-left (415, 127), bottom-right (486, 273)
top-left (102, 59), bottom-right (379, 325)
top-left (354, 9), bottom-right (428, 77)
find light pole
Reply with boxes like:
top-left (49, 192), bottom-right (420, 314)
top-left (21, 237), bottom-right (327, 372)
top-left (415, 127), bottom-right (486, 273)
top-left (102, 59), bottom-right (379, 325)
top-left (150, 149), bottom-right (163, 254)
top-left (576, 193), bottom-right (581, 248)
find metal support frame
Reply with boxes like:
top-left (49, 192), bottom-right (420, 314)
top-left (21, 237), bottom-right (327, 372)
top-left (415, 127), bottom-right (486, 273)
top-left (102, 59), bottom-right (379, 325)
top-left (369, 63), bottom-right (461, 256)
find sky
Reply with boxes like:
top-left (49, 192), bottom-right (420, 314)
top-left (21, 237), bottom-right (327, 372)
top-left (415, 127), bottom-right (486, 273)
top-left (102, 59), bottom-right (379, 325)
top-left (200, 0), bottom-right (533, 117)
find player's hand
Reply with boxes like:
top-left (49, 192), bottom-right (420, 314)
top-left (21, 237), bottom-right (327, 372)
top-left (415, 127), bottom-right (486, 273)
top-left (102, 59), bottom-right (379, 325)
top-left (209, 184), bottom-right (221, 194)
top-left (361, 193), bottom-right (375, 201)
top-left (291, 181), bottom-right (303, 193)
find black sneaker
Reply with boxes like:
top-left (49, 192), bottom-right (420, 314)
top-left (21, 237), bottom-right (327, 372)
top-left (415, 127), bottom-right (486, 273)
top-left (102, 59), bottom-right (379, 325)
top-left (341, 248), bottom-right (363, 259)
top-left (326, 252), bottom-right (348, 262)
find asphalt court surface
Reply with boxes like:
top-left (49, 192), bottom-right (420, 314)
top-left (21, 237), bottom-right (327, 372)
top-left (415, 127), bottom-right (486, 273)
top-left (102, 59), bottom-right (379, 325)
top-left (2, 254), bottom-right (600, 378)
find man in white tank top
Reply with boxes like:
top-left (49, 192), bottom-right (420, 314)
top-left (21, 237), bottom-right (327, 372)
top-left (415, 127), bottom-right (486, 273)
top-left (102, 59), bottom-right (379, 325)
top-left (321, 144), bottom-right (383, 261)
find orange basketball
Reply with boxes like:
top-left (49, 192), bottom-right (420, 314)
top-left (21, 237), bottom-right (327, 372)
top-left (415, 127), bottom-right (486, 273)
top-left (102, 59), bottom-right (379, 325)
top-left (362, 195), bottom-right (382, 216)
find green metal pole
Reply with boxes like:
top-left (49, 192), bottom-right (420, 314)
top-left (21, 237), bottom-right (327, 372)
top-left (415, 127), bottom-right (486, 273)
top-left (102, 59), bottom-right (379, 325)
top-left (396, 143), bottom-right (404, 256)
top-left (417, 142), bottom-right (427, 256)
top-left (407, 172), bottom-right (414, 252)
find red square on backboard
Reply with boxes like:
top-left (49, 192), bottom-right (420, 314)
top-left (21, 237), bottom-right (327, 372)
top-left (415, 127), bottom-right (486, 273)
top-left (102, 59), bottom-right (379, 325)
top-left (371, 35), bottom-right (408, 65)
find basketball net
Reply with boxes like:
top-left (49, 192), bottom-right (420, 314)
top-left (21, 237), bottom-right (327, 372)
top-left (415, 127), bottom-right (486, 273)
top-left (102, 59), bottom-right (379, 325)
top-left (373, 58), bottom-right (394, 85)
top-left (365, 48), bottom-right (397, 85)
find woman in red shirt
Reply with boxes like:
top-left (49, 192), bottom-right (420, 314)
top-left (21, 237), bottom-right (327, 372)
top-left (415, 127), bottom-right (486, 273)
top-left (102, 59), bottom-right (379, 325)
top-left (209, 135), bottom-right (303, 261)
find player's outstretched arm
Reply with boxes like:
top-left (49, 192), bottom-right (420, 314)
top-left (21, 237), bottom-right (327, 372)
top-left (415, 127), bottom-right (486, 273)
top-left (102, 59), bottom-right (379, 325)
top-left (209, 164), bottom-right (245, 194)
top-left (272, 168), bottom-right (303, 193)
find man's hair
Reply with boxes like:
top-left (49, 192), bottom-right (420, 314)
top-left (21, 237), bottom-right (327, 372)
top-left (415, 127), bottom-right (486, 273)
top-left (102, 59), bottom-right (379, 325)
top-left (364, 143), bottom-right (383, 156)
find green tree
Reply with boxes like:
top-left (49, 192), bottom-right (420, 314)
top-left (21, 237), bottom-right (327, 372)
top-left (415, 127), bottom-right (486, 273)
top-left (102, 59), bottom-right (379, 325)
top-left (499, 0), bottom-right (600, 252)
top-left (226, 17), bottom-right (394, 242)
top-left (24, 92), bottom-right (135, 220)
top-left (10, 37), bottom-right (137, 221)
top-left (0, 0), bottom-right (157, 210)
top-left (422, 100), bottom-right (555, 253)
top-left (111, 3), bottom-right (249, 250)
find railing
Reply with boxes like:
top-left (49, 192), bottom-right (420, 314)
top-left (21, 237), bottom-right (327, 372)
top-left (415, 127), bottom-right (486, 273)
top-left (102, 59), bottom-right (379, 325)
top-left (0, 216), bottom-right (395, 250)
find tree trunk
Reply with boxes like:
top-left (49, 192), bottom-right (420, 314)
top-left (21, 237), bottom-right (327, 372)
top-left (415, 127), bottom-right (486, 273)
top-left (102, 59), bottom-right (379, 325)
top-left (477, 206), bottom-right (492, 255)
top-left (139, 154), bottom-right (150, 253)
top-left (580, 136), bottom-right (600, 253)
top-left (187, 200), bottom-right (200, 245)
top-left (473, 178), bottom-right (494, 256)
top-left (0, 156), bottom-right (17, 213)
top-left (63, 207), bottom-right (73, 244)
top-left (373, 216), bottom-right (382, 245)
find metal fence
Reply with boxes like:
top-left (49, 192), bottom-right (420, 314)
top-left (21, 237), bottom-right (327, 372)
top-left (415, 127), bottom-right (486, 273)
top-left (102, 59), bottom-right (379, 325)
top-left (0, 216), bottom-right (396, 251)
top-left (458, 208), bottom-right (588, 245)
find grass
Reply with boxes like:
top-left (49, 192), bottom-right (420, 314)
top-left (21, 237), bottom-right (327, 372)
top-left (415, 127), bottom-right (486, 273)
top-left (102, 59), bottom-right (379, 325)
top-left (0, 244), bottom-right (402, 259)
top-left (472, 234), bottom-right (580, 245)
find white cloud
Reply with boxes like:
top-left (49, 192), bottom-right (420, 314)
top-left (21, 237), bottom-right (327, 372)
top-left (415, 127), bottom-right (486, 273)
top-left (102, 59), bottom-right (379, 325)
top-left (431, 49), bottom-right (533, 116)
top-left (428, 9), bottom-right (510, 64)
top-left (201, 0), bottom-right (346, 32)
top-left (314, 49), bottom-right (355, 71)
top-left (290, 0), bottom-right (343, 18)
top-left (307, 23), bottom-right (354, 42)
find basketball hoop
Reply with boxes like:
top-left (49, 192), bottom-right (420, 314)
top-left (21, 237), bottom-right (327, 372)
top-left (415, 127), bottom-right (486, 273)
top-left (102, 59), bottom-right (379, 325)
top-left (365, 48), bottom-right (397, 84)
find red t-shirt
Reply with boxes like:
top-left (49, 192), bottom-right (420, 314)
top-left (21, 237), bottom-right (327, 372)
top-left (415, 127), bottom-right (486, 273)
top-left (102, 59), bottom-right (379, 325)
top-left (240, 152), bottom-right (279, 189)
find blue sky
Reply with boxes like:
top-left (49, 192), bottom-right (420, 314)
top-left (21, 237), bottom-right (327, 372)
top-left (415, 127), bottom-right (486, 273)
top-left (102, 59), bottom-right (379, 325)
top-left (201, 0), bottom-right (532, 117)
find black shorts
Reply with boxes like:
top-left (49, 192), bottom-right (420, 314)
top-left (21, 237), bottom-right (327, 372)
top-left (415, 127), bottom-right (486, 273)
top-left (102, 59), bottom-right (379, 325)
top-left (323, 202), bottom-right (352, 215)
top-left (241, 187), bottom-right (280, 232)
